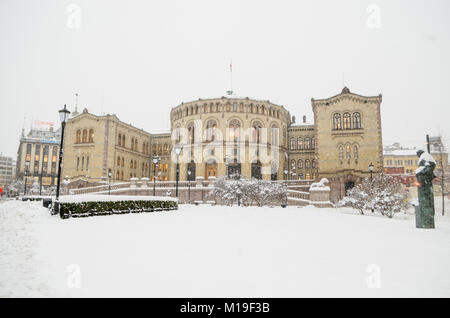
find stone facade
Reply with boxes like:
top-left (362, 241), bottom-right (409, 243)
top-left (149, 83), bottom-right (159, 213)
top-left (312, 87), bottom-right (383, 202)
top-left (60, 88), bottom-right (383, 202)
top-left (62, 108), bottom-right (151, 183)
top-left (16, 127), bottom-right (60, 188)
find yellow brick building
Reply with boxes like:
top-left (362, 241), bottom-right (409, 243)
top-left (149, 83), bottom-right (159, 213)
top-left (312, 87), bottom-right (383, 201)
top-left (61, 88), bottom-right (383, 201)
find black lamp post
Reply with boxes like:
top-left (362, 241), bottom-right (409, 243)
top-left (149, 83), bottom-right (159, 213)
top-left (369, 162), bottom-right (374, 213)
top-left (152, 156), bottom-right (159, 196)
top-left (108, 168), bottom-right (112, 195)
top-left (187, 169), bottom-right (191, 204)
top-left (174, 144), bottom-right (182, 198)
top-left (54, 105), bottom-right (70, 217)
top-left (24, 161), bottom-right (30, 196)
top-left (39, 158), bottom-right (44, 195)
top-left (283, 168), bottom-right (288, 207)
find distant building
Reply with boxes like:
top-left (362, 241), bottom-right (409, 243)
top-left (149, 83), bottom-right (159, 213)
top-left (16, 125), bottom-right (61, 189)
top-left (0, 153), bottom-right (15, 187)
top-left (383, 139), bottom-right (449, 188)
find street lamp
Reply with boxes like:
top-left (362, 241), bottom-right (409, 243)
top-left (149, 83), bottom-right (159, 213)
top-left (152, 156), bottom-right (160, 196)
top-left (54, 104), bottom-right (70, 217)
top-left (108, 168), bottom-right (112, 195)
top-left (174, 144), bottom-right (182, 198)
top-left (369, 162), bottom-right (374, 182)
top-left (283, 169), bottom-right (288, 207)
top-left (24, 161), bottom-right (30, 196)
top-left (187, 169), bottom-right (191, 204)
top-left (369, 162), bottom-right (374, 213)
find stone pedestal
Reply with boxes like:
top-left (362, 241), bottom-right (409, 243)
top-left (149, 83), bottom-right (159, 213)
top-left (141, 177), bottom-right (149, 188)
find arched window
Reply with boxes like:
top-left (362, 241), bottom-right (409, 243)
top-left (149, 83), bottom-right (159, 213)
top-left (346, 144), bottom-right (351, 159)
top-left (339, 145), bottom-right (343, 161)
top-left (152, 144), bottom-right (156, 155)
top-left (131, 137), bottom-right (134, 150)
top-left (291, 160), bottom-right (296, 169)
top-left (252, 121), bottom-right (262, 143)
top-left (118, 133), bottom-right (122, 146)
top-left (353, 112), bottom-right (361, 129)
top-left (290, 138), bottom-right (296, 150)
top-left (354, 145), bottom-right (359, 161)
top-left (311, 137), bottom-right (315, 149)
top-left (343, 113), bottom-right (351, 129)
top-left (206, 120), bottom-right (217, 142)
top-left (333, 113), bottom-right (342, 130)
top-left (312, 159), bottom-right (316, 169)
top-left (305, 159), bottom-right (310, 169)
top-left (122, 135), bottom-right (125, 147)
top-left (163, 144), bottom-right (168, 154)
top-left (187, 123), bottom-right (195, 144)
top-left (82, 129), bottom-right (88, 143)
top-left (88, 129), bottom-right (94, 143)
top-left (271, 125), bottom-right (279, 146)
top-left (121, 157), bottom-right (124, 167)
top-left (117, 156), bottom-right (120, 166)
top-left (305, 137), bottom-right (310, 150)
top-left (76, 130), bottom-right (81, 143)
top-left (135, 139), bottom-right (138, 151)
top-left (297, 137), bottom-right (303, 150)
top-left (229, 119), bottom-right (240, 142)
top-left (298, 159), bottom-right (303, 169)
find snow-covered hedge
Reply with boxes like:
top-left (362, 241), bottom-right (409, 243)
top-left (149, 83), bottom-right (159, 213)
top-left (58, 195), bottom-right (178, 218)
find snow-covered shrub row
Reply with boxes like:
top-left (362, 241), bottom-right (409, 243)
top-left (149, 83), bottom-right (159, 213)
top-left (338, 174), bottom-right (409, 218)
top-left (210, 175), bottom-right (287, 206)
top-left (59, 195), bottom-right (178, 218)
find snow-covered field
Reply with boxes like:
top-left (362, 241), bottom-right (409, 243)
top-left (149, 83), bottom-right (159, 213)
top-left (1, 199), bottom-right (449, 297)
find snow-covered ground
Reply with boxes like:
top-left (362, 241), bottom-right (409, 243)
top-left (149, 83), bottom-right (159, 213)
top-left (1, 199), bottom-right (449, 297)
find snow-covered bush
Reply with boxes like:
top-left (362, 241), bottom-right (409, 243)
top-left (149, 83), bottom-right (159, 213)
top-left (210, 175), bottom-right (287, 206)
top-left (7, 180), bottom-right (24, 197)
top-left (338, 174), bottom-right (409, 218)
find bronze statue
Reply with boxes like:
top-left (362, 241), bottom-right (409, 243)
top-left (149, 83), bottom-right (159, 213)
top-left (415, 149), bottom-right (436, 228)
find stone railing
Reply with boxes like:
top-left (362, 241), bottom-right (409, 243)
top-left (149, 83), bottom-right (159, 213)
top-left (65, 177), bottom-right (331, 207)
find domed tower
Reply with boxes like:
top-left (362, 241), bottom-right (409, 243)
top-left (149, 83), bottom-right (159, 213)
top-left (169, 96), bottom-right (291, 181)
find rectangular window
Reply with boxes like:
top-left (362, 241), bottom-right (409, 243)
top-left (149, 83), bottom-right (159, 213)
top-left (52, 155), bottom-right (57, 162)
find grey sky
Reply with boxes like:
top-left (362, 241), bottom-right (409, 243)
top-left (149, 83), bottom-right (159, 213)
top-left (1, 0), bottom-right (449, 158)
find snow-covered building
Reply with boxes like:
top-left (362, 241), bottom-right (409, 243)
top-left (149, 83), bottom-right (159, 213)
top-left (16, 125), bottom-right (61, 189)
top-left (60, 87), bottom-right (383, 201)
top-left (0, 153), bottom-right (15, 187)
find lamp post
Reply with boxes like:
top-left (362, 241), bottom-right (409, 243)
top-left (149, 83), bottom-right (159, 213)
top-left (24, 161), bottom-right (30, 196)
top-left (283, 168), bottom-right (288, 207)
top-left (369, 162), bottom-right (374, 213)
top-left (187, 169), bottom-right (191, 204)
top-left (54, 105), bottom-right (70, 217)
top-left (39, 158), bottom-right (44, 195)
top-left (152, 156), bottom-right (159, 196)
top-left (108, 168), bottom-right (112, 195)
top-left (174, 144), bottom-right (182, 198)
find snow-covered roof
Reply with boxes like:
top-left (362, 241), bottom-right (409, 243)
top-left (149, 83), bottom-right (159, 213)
top-left (289, 122), bottom-right (314, 128)
top-left (383, 149), bottom-right (418, 157)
